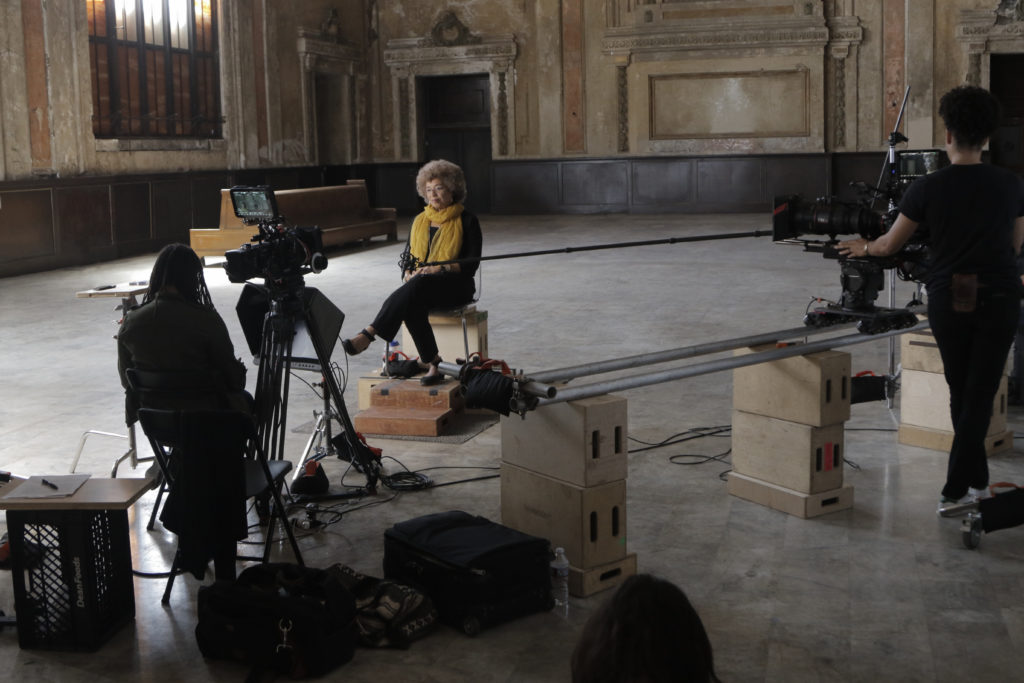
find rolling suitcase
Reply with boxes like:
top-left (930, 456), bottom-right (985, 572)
top-left (383, 510), bottom-right (554, 636)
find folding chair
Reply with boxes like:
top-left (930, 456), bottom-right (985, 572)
top-left (136, 408), bottom-right (303, 604)
top-left (124, 368), bottom-right (225, 531)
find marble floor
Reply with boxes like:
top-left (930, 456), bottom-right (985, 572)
top-left (2, 213), bottom-right (1024, 682)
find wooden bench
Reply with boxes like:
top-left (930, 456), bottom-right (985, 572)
top-left (189, 180), bottom-right (398, 258)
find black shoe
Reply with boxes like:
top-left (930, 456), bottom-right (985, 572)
top-left (342, 328), bottom-right (375, 356)
top-left (420, 358), bottom-right (444, 386)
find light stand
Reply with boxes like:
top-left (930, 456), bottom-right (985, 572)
top-left (292, 376), bottom-right (342, 483)
top-left (876, 85), bottom-right (911, 407)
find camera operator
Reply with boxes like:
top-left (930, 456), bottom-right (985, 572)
top-left (118, 243), bottom-right (252, 421)
top-left (838, 85), bottom-right (1024, 514)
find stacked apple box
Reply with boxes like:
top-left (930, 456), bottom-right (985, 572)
top-left (499, 395), bottom-right (636, 597)
top-left (400, 306), bottom-right (488, 362)
top-left (353, 376), bottom-right (465, 437)
top-left (728, 346), bottom-right (854, 518)
top-left (897, 328), bottom-right (1011, 455)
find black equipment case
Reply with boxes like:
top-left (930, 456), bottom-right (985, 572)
top-left (383, 510), bottom-right (554, 636)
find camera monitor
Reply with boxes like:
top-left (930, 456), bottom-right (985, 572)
top-left (895, 149), bottom-right (947, 183)
top-left (230, 185), bottom-right (280, 224)
top-left (235, 284), bottom-right (345, 373)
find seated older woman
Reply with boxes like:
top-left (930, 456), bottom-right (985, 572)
top-left (342, 159), bottom-right (482, 385)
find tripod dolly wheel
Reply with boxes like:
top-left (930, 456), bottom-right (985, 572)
top-left (961, 512), bottom-right (982, 550)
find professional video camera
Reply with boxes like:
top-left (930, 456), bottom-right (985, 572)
top-left (224, 186), bottom-right (327, 284)
top-left (772, 147), bottom-right (945, 334)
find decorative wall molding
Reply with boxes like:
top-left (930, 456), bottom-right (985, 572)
top-left (604, 13), bottom-right (827, 154)
top-left (384, 14), bottom-right (517, 160)
top-left (602, 17), bottom-right (829, 56)
top-left (957, 7), bottom-right (1024, 86)
top-left (825, 15), bottom-right (864, 151)
top-left (297, 27), bottom-right (362, 164)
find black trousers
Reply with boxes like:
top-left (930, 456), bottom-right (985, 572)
top-left (928, 285), bottom-right (1020, 499)
top-left (371, 273), bottom-right (475, 362)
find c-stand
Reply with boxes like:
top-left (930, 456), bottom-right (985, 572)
top-left (250, 274), bottom-right (381, 495)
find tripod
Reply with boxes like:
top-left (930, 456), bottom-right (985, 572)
top-left (250, 275), bottom-right (381, 494)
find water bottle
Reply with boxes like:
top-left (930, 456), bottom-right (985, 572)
top-left (550, 547), bottom-right (570, 618)
top-left (388, 339), bottom-right (401, 361)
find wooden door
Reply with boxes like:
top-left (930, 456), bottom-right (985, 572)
top-left (422, 74), bottom-right (492, 213)
top-left (990, 54), bottom-right (1024, 175)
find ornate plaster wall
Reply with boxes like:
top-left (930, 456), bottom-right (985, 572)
top-left (0, 0), bottom-right (1020, 181)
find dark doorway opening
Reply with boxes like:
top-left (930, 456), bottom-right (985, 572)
top-left (990, 53), bottom-right (1024, 175)
top-left (421, 74), bottom-right (492, 213)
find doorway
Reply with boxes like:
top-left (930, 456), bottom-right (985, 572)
top-left (421, 74), bottom-right (492, 213)
top-left (990, 53), bottom-right (1024, 174)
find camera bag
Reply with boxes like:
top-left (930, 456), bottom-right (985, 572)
top-left (382, 510), bottom-right (553, 636)
top-left (195, 562), bottom-right (357, 678)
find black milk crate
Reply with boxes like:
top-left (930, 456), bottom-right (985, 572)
top-left (7, 507), bottom-right (136, 650)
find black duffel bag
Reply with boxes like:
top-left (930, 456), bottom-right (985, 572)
top-left (196, 562), bottom-right (357, 678)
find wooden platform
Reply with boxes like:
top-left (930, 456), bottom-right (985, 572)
top-left (353, 377), bottom-right (465, 437)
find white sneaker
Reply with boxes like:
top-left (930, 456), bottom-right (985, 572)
top-left (937, 492), bottom-right (979, 517)
top-left (968, 486), bottom-right (991, 500)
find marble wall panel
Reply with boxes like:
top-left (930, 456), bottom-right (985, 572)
top-left (649, 69), bottom-right (809, 139)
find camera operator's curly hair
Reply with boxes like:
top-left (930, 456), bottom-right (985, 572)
top-left (415, 159), bottom-right (467, 204)
top-left (938, 85), bottom-right (1001, 150)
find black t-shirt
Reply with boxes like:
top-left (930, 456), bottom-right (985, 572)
top-left (899, 163), bottom-right (1024, 293)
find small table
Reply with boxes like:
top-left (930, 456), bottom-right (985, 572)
top-left (75, 281), bottom-right (149, 311)
top-left (72, 282), bottom-right (149, 477)
top-left (0, 476), bottom-right (154, 650)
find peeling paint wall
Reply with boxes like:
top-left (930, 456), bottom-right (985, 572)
top-left (0, 0), bottom-right (1019, 181)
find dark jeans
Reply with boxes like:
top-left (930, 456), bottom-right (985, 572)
top-left (371, 273), bottom-right (474, 362)
top-left (928, 286), bottom-right (1021, 499)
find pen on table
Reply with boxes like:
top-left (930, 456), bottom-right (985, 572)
top-left (41, 478), bottom-right (59, 490)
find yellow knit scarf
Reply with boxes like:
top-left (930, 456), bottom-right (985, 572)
top-left (409, 203), bottom-right (464, 267)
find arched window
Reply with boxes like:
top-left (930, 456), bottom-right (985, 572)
top-left (87, 0), bottom-right (221, 138)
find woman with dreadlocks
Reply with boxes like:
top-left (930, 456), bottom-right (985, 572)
top-left (117, 243), bottom-right (250, 420)
top-left (341, 159), bottom-right (482, 385)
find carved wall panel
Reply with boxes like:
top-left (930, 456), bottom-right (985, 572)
top-left (957, 6), bottom-right (1024, 87)
top-left (649, 69), bottom-right (809, 139)
top-left (603, 10), bottom-right (828, 154)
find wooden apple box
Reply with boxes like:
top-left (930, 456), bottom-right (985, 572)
top-left (733, 347), bottom-right (851, 427)
top-left (899, 370), bottom-right (1007, 436)
top-left (401, 306), bottom-right (488, 361)
top-left (568, 553), bottom-right (637, 598)
top-left (727, 471), bottom-right (854, 519)
top-left (500, 394), bottom-right (627, 488)
top-left (500, 462), bottom-right (626, 569)
top-left (731, 410), bottom-right (844, 494)
top-left (353, 377), bottom-right (464, 437)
